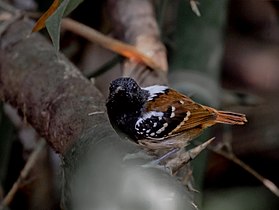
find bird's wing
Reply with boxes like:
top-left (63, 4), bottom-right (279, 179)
top-left (144, 89), bottom-right (217, 136)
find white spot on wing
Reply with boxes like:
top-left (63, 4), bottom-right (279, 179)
top-left (156, 123), bottom-right (169, 134)
top-left (169, 111), bottom-right (191, 135)
top-left (135, 111), bottom-right (164, 128)
top-left (170, 106), bottom-right (176, 118)
top-left (143, 85), bottom-right (168, 101)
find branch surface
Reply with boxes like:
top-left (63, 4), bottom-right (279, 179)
top-left (0, 14), bottom-right (104, 154)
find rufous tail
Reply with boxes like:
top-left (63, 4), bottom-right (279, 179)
top-left (215, 111), bottom-right (247, 125)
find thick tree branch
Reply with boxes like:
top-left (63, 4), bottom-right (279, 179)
top-left (0, 15), bottom-right (105, 154)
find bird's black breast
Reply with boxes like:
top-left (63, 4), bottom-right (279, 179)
top-left (106, 92), bottom-right (148, 140)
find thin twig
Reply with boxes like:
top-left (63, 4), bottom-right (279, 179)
top-left (189, 0), bottom-right (201, 17)
top-left (209, 144), bottom-right (279, 197)
top-left (88, 111), bottom-right (105, 116)
top-left (61, 18), bottom-right (163, 71)
top-left (0, 139), bottom-right (46, 208)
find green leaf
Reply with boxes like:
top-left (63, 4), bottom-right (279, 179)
top-left (45, 0), bottom-right (84, 52)
top-left (64, 0), bottom-right (84, 16)
top-left (46, 0), bottom-right (69, 52)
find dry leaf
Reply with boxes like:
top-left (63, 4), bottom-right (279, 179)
top-left (32, 0), bottom-right (60, 32)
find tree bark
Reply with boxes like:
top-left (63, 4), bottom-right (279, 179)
top-left (0, 8), bottom-right (107, 154)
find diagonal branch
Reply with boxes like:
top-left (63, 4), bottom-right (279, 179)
top-left (61, 18), bottom-right (163, 71)
top-left (210, 144), bottom-right (279, 197)
top-left (0, 139), bottom-right (46, 208)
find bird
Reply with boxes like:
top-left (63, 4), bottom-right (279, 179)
top-left (106, 77), bottom-right (247, 149)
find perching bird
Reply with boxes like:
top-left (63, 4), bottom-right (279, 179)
top-left (106, 77), bottom-right (247, 148)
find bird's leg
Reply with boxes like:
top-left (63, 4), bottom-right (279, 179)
top-left (141, 148), bottom-right (180, 173)
top-left (137, 136), bottom-right (190, 173)
top-left (123, 138), bottom-right (182, 162)
top-left (138, 137), bottom-right (187, 150)
top-left (142, 148), bottom-right (180, 165)
top-left (125, 137), bottom-right (214, 175)
top-left (165, 137), bottom-right (215, 174)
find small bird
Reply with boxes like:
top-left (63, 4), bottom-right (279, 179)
top-left (106, 77), bottom-right (247, 148)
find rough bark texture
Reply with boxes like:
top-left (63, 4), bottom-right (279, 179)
top-left (0, 18), bottom-right (105, 154)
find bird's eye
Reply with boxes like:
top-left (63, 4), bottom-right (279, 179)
top-left (115, 86), bottom-right (125, 94)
